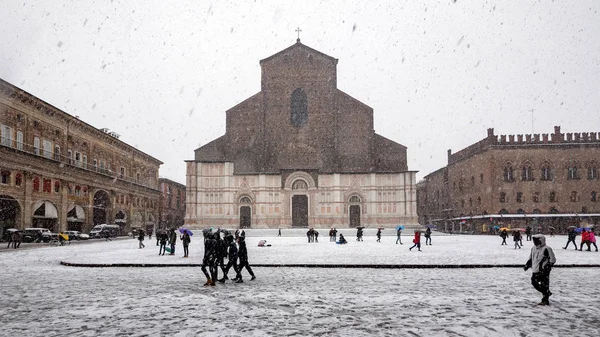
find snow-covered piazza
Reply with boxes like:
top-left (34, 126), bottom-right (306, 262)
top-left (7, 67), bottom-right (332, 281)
top-left (1, 230), bottom-right (599, 337)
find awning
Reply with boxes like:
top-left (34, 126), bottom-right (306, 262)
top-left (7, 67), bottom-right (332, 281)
top-left (32, 201), bottom-right (58, 219)
top-left (67, 205), bottom-right (85, 222)
top-left (429, 213), bottom-right (600, 222)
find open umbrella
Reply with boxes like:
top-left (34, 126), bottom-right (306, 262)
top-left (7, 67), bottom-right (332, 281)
top-left (426, 224), bottom-right (437, 229)
top-left (568, 225), bottom-right (577, 229)
top-left (6, 228), bottom-right (21, 233)
top-left (499, 227), bottom-right (510, 231)
top-left (492, 226), bottom-right (500, 230)
top-left (356, 226), bottom-right (365, 230)
top-left (513, 228), bottom-right (526, 232)
top-left (395, 225), bottom-right (405, 231)
top-left (179, 228), bottom-right (194, 236)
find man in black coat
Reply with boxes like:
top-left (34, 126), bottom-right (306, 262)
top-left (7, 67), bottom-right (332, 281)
top-left (201, 231), bottom-right (217, 286)
top-left (234, 236), bottom-right (255, 283)
top-left (218, 234), bottom-right (238, 283)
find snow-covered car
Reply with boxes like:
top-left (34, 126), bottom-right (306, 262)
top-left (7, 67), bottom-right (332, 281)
top-left (63, 231), bottom-right (89, 240)
top-left (23, 228), bottom-right (53, 243)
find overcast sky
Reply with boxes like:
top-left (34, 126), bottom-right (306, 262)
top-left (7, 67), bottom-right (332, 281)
top-left (1, 1), bottom-right (599, 184)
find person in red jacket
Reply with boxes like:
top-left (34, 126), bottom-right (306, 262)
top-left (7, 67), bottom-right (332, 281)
top-left (409, 230), bottom-right (422, 252)
top-left (580, 229), bottom-right (590, 251)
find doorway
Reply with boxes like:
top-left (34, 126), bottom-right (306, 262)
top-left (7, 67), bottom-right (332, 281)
top-left (349, 205), bottom-right (361, 228)
top-left (292, 195), bottom-right (308, 227)
top-left (240, 206), bottom-right (251, 228)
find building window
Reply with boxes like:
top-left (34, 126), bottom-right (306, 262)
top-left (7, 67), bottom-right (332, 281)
top-left (54, 181), bottom-right (60, 193)
top-left (521, 166), bottom-right (533, 181)
top-left (292, 180), bottom-right (308, 190)
top-left (549, 191), bottom-right (556, 202)
top-left (120, 167), bottom-right (125, 178)
top-left (480, 174), bottom-right (483, 184)
top-left (290, 88), bottom-right (308, 127)
top-left (16, 131), bottom-right (23, 150)
top-left (93, 159), bottom-right (98, 171)
top-left (503, 165), bottom-right (514, 182)
top-left (43, 179), bottom-right (52, 193)
top-left (34, 137), bottom-right (40, 155)
top-left (75, 152), bottom-right (81, 167)
top-left (589, 166), bottom-right (598, 180)
top-left (592, 191), bottom-right (597, 202)
top-left (15, 173), bottom-right (22, 186)
top-left (54, 145), bottom-right (61, 161)
top-left (82, 155), bottom-right (87, 169)
top-left (568, 166), bottom-right (579, 180)
top-left (67, 150), bottom-right (73, 165)
top-left (541, 165), bottom-right (552, 181)
top-left (33, 177), bottom-right (40, 192)
top-left (477, 196), bottom-right (481, 205)
top-left (516, 192), bottom-right (523, 203)
top-left (1, 124), bottom-right (13, 147)
top-left (136, 172), bottom-right (140, 181)
top-left (533, 192), bottom-right (540, 203)
top-left (471, 176), bottom-right (475, 186)
top-left (42, 140), bottom-right (53, 159)
top-left (499, 192), bottom-right (506, 203)
top-left (570, 191), bottom-right (578, 202)
top-left (240, 196), bottom-right (252, 204)
top-left (1, 170), bottom-right (10, 184)
top-left (349, 196), bottom-right (361, 203)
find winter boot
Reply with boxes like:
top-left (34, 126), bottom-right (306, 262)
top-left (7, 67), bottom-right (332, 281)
top-left (203, 279), bottom-right (212, 286)
top-left (250, 275), bottom-right (256, 281)
top-left (235, 278), bottom-right (244, 283)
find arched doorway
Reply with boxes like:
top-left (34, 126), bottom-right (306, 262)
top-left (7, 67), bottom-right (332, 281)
top-left (67, 204), bottom-right (86, 231)
top-left (348, 195), bottom-right (361, 228)
top-left (32, 200), bottom-right (58, 231)
top-left (0, 195), bottom-right (20, 238)
top-left (93, 190), bottom-right (110, 225)
top-left (239, 196), bottom-right (252, 228)
top-left (291, 180), bottom-right (309, 228)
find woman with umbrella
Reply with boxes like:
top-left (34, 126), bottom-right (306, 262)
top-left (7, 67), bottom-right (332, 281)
top-left (499, 229), bottom-right (509, 245)
top-left (424, 227), bottom-right (432, 246)
top-left (396, 225), bottom-right (404, 245)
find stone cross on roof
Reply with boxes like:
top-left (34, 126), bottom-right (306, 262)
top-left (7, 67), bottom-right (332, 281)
top-left (295, 27), bottom-right (302, 42)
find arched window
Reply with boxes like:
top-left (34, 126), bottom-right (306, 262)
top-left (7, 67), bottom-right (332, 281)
top-left (1, 170), bottom-right (10, 185)
top-left (290, 88), bottom-right (308, 126)
top-left (541, 165), bottom-right (552, 181)
top-left (503, 165), bottom-right (514, 182)
top-left (570, 191), bottom-right (578, 202)
top-left (589, 166), bottom-right (598, 180)
top-left (15, 173), bottom-right (22, 187)
top-left (516, 192), bottom-right (523, 203)
top-left (517, 209), bottom-right (525, 214)
top-left (240, 196), bottom-right (252, 204)
top-left (521, 165), bottom-right (533, 181)
top-left (568, 165), bottom-right (579, 180)
top-left (292, 180), bottom-right (308, 190)
top-left (54, 145), bottom-right (61, 161)
top-left (349, 196), bottom-right (361, 203)
top-left (54, 181), bottom-right (60, 193)
top-left (549, 191), bottom-right (556, 202)
top-left (499, 192), bottom-right (506, 203)
top-left (592, 191), bottom-right (597, 202)
top-left (533, 192), bottom-right (540, 203)
top-left (499, 209), bottom-right (509, 215)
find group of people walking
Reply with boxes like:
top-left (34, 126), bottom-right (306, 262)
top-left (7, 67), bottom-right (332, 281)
top-left (201, 229), bottom-right (255, 286)
top-left (563, 227), bottom-right (598, 251)
top-left (306, 228), bottom-right (319, 242)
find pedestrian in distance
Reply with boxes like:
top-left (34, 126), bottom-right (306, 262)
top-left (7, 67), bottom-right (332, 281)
top-left (356, 227), bottom-right (363, 241)
top-left (234, 236), bottom-right (255, 283)
top-left (169, 228), bottom-right (177, 255)
top-left (525, 226), bottom-right (532, 241)
top-left (500, 229), bottom-right (508, 245)
top-left (580, 229), bottom-right (590, 251)
top-left (524, 234), bottom-right (556, 305)
top-left (306, 229), bottom-right (311, 243)
top-left (333, 228), bottom-right (337, 242)
top-left (376, 228), bottom-right (382, 242)
top-left (148, 230), bottom-right (152, 241)
top-left (181, 231), bottom-right (191, 257)
top-left (563, 227), bottom-right (578, 250)
top-left (138, 229), bottom-right (145, 249)
top-left (278, 228), bottom-right (281, 237)
top-left (588, 228), bottom-right (598, 252)
top-left (337, 233), bottom-right (347, 244)
top-left (158, 231), bottom-right (167, 255)
top-left (513, 230), bottom-right (522, 249)
top-left (396, 227), bottom-right (403, 245)
top-left (104, 230), bottom-right (112, 241)
top-left (314, 230), bottom-right (319, 243)
top-left (6, 231), bottom-right (13, 248)
top-left (424, 227), bottom-right (432, 245)
top-left (329, 228), bottom-right (334, 242)
top-left (409, 230), bottom-right (421, 251)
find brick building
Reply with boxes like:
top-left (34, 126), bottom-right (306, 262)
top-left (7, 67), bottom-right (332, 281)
top-left (185, 40), bottom-right (418, 229)
top-left (158, 178), bottom-right (185, 231)
top-left (0, 79), bottom-right (162, 235)
top-left (418, 126), bottom-right (600, 233)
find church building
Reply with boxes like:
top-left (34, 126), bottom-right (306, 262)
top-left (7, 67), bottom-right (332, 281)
top-left (185, 40), bottom-right (417, 229)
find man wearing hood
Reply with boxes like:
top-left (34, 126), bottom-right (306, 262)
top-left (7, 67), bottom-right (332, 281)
top-left (524, 234), bottom-right (556, 305)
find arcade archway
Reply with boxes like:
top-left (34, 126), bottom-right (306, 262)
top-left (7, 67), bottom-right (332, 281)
top-left (93, 190), bottom-right (110, 225)
top-left (0, 195), bottom-right (20, 236)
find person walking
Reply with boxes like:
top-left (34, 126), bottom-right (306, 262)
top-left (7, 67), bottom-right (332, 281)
top-left (158, 231), bottom-right (167, 255)
top-left (201, 231), bottom-right (217, 286)
top-left (218, 234), bottom-right (238, 283)
top-left (563, 227), bottom-right (578, 250)
top-left (524, 234), bottom-right (556, 305)
top-left (104, 230), bottom-right (112, 241)
top-left (588, 228), bottom-right (598, 252)
top-left (376, 228), bottom-right (382, 243)
top-left (234, 236), bottom-right (255, 283)
top-left (332, 228), bottom-right (338, 242)
top-left (181, 231), bottom-right (191, 257)
top-left (278, 228), bottom-right (281, 237)
top-left (579, 229), bottom-right (590, 251)
top-left (396, 227), bottom-right (403, 245)
top-left (169, 228), bottom-right (177, 255)
top-left (525, 226), bottom-right (532, 241)
top-left (409, 230), bottom-right (421, 251)
top-left (329, 228), bottom-right (334, 242)
top-left (138, 229), bottom-right (145, 249)
top-left (306, 229), bottom-right (312, 243)
top-left (314, 230), bottom-right (319, 243)
top-left (500, 229), bottom-right (508, 245)
top-left (513, 230), bottom-right (522, 249)
top-left (424, 228), bottom-right (432, 245)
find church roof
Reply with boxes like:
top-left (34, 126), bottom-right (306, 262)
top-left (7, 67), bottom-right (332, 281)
top-left (259, 40), bottom-right (338, 65)
top-left (194, 135), bottom-right (228, 162)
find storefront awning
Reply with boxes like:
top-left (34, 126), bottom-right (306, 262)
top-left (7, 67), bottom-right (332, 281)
top-left (32, 201), bottom-right (58, 219)
top-left (67, 205), bottom-right (85, 222)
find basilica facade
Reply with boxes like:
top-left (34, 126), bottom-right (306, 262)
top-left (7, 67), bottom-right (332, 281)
top-left (185, 40), bottom-right (417, 229)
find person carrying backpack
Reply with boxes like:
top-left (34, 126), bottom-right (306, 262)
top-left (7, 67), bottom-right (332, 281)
top-left (524, 234), bottom-right (556, 305)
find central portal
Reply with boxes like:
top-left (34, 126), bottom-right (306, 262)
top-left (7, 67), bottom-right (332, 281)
top-left (292, 195), bottom-right (308, 227)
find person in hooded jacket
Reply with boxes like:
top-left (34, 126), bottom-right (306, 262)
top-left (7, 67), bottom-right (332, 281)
top-left (234, 236), bottom-right (255, 283)
top-left (563, 227), bottom-right (578, 250)
top-left (180, 231), bottom-right (191, 257)
top-left (424, 227), bottom-right (432, 245)
top-left (158, 231), bottom-right (168, 255)
top-left (168, 228), bottom-right (177, 255)
top-left (500, 229), bottom-right (508, 245)
top-left (579, 229), bottom-right (590, 251)
top-left (409, 230), bottom-right (421, 251)
top-left (513, 230), bottom-right (522, 249)
top-left (218, 234), bottom-right (238, 283)
top-left (524, 234), bottom-right (556, 305)
top-left (214, 230), bottom-right (228, 277)
top-left (201, 231), bottom-right (218, 286)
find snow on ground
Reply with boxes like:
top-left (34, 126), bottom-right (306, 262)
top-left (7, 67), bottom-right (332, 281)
top-left (1, 232), bottom-right (599, 337)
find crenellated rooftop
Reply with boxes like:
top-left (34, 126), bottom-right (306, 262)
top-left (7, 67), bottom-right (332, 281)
top-left (447, 126), bottom-right (600, 165)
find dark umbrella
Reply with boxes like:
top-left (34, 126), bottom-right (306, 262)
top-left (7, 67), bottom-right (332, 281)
top-left (179, 228), bottom-right (194, 236)
top-left (426, 224), bottom-right (437, 229)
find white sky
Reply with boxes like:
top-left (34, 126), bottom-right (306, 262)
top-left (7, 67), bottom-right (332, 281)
top-left (1, 1), bottom-right (599, 184)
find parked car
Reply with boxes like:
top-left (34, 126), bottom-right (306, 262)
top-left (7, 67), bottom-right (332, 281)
top-left (23, 228), bottom-right (52, 243)
top-left (89, 224), bottom-right (121, 238)
top-left (63, 231), bottom-right (89, 240)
